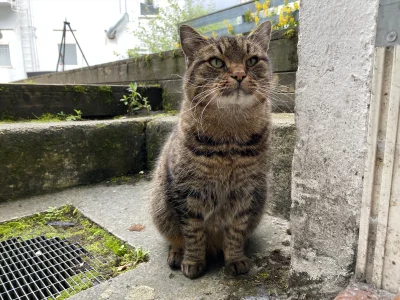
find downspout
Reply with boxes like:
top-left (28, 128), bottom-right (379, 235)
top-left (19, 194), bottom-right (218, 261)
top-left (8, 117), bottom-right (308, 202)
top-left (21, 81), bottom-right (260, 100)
top-left (106, 13), bottom-right (129, 39)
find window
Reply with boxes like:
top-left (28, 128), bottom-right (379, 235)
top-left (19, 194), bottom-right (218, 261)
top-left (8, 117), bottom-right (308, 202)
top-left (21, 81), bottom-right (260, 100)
top-left (57, 43), bottom-right (77, 65)
top-left (0, 45), bottom-right (11, 66)
top-left (141, 1), bottom-right (159, 15)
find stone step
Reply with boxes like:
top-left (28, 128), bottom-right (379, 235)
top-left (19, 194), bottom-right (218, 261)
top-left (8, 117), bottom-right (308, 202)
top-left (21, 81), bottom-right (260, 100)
top-left (0, 83), bottom-right (163, 119)
top-left (0, 114), bottom-right (295, 220)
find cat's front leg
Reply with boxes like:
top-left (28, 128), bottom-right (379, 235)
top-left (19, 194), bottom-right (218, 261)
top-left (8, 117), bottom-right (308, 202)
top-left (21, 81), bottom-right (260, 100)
top-left (180, 211), bottom-right (206, 279)
top-left (223, 213), bottom-right (252, 275)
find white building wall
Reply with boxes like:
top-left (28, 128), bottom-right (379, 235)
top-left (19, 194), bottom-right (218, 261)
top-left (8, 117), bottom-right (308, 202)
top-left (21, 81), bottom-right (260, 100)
top-left (0, 3), bottom-right (26, 82)
top-left (31, 0), bottom-right (142, 72)
top-left (0, 0), bottom-right (228, 83)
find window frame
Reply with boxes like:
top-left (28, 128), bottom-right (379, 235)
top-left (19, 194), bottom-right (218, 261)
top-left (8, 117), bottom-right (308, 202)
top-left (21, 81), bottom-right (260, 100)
top-left (0, 43), bottom-right (12, 68)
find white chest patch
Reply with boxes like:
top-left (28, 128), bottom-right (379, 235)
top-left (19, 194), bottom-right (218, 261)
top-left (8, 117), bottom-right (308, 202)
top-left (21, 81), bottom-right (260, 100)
top-left (217, 92), bottom-right (256, 107)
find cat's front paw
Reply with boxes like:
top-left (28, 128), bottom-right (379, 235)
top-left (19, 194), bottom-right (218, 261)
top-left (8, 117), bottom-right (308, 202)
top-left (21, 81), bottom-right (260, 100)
top-left (181, 260), bottom-right (205, 279)
top-left (226, 257), bottom-right (252, 275)
top-left (167, 248), bottom-right (183, 269)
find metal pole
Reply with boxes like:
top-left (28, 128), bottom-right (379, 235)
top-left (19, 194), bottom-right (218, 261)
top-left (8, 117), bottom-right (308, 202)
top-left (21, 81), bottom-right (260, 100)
top-left (56, 22), bottom-right (66, 72)
top-left (62, 22), bottom-right (66, 71)
top-left (66, 22), bottom-right (89, 67)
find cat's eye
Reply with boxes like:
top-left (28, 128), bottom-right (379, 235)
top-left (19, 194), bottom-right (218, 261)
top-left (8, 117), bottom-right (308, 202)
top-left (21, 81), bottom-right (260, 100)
top-left (209, 57), bottom-right (225, 69)
top-left (246, 57), bottom-right (259, 67)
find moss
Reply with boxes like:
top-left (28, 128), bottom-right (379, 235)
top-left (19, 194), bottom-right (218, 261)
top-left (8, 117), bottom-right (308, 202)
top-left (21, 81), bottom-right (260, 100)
top-left (162, 90), bottom-right (173, 111)
top-left (96, 85), bottom-right (114, 104)
top-left (172, 50), bottom-right (180, 58)
top-left (23, 80), bottom-right (36, 84)
top-left (283, 28), bottom-right (296, 39)
top-left (0, 205), bottom-right (149, 299)
top-left (72, 85), bottom-right (87, 94)
top-left (110, 175), bottom-right (132, 184)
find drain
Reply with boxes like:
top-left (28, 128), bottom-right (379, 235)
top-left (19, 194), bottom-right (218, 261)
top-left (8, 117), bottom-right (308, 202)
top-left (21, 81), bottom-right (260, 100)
top-left (0, 236), bottom-right (104, 300)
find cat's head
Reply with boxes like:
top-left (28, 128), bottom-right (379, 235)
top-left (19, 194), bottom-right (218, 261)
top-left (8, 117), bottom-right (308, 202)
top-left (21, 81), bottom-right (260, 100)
top-left (179, 21), bottom-right (272, 109)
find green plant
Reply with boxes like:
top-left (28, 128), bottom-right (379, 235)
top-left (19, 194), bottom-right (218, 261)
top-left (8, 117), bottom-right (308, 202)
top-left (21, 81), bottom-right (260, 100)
top-left (56, 109), bottom-right (82, 121)
top-left (23, 80), bottom-right (36, 84)
top-left (120, 83), bottom-right (151, 114)
top-left (67, 109), bottom-right (82, 121)
top-left (44, 206), bottom-right (66, 221)
top-left (243, 10), bottom-right (255, 23)
top-left (128, 0), bottom-right (214, 55)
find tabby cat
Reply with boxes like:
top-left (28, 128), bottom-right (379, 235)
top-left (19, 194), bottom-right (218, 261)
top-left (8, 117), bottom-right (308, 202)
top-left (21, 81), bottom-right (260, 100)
top-left (150, 21), bottom-right (273, 279)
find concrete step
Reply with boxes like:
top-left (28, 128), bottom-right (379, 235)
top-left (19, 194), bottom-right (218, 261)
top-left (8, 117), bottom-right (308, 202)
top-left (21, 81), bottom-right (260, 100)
top-left (0, 114), bottom-right (295, 220)
top-left (0, 83), bottom-right (163, 119)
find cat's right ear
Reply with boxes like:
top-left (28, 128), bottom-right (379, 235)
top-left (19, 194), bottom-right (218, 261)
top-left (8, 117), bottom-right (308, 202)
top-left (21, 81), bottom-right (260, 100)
top-left (179, 25), bottom-right (207, 61)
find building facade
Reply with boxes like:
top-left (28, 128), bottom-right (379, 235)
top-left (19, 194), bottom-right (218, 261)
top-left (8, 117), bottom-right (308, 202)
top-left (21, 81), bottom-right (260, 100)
top-left (0, 0), bottom-right (160, 83)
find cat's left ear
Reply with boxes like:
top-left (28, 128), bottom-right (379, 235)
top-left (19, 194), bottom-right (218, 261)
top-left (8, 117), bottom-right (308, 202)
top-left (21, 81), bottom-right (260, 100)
top-left (180, 25), bottom-right (207, 60)
top-left (248, 21), bottom-right (272, 51)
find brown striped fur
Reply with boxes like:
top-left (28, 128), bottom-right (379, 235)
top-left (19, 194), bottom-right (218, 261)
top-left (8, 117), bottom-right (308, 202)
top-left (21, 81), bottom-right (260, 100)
top-left (150, 21), bottom-right (273, 279)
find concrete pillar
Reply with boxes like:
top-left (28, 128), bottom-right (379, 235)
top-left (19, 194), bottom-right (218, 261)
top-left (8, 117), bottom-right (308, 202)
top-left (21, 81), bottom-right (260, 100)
top-left (290, 0), bottom-right (379, 296)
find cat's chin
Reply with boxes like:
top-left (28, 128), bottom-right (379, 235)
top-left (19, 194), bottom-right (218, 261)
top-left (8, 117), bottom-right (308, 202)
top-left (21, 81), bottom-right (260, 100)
top-left (217, 91), bottom-right (257, 107)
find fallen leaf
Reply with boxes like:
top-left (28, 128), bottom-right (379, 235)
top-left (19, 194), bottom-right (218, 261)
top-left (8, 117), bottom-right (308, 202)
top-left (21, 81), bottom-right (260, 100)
top-left (128, 224), bottom-right (145, 232)
top-left (117, 263), bottom-right (133, 271)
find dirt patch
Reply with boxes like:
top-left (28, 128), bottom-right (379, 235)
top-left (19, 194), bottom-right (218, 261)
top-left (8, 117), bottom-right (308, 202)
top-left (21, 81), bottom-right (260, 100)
top-left (222, 250), bottom-right (290, 299)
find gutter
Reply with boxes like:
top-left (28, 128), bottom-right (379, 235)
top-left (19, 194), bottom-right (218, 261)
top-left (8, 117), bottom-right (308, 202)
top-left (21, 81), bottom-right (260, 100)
top-left (106, 13), bottom-right (129, 39)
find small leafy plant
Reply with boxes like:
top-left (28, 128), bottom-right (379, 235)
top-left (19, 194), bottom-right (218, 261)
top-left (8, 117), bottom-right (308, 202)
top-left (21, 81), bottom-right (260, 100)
top-left (120, 83), bottom-right (151, 115)
top-left (57, 109), bottom-right (83, 121)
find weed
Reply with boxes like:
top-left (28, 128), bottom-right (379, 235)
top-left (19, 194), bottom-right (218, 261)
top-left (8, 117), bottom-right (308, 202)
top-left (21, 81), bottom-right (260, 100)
top-left (120, 82), bottom-right (151, 115)
top-left (72, 86), bottom-right (87, 94)
top-left (57, 109), bottom-right (83, 121)
top-left (23, 80), bottom-right (36, 84)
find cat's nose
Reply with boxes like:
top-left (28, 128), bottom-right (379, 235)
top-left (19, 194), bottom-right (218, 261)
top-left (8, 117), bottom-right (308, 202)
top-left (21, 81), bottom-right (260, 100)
top-left (231, 71), bottom-right (247, 83)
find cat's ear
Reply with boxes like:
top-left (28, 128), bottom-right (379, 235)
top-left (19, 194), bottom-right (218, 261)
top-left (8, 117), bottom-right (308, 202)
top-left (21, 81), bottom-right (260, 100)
top-left (179, 25), bottom-right (207, 60)
top-left (248, 21), bottom-right (272, 51)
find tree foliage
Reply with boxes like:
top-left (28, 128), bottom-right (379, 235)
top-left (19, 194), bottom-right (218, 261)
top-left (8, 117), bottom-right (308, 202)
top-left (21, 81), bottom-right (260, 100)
top-left (129, 0), bottom-right (213, 56)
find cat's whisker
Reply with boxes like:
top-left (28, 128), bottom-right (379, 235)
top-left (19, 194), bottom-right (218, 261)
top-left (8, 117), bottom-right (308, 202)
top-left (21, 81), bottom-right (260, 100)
top-left (180, 86), bottom-right (221, 115)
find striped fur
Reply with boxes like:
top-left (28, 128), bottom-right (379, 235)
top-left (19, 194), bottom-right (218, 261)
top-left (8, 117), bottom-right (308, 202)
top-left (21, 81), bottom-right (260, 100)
top-left (150, 21), bottom-right (273, 279)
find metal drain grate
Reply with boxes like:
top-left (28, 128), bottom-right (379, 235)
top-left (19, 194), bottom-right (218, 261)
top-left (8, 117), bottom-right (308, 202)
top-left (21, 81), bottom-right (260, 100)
top-left (0, 236), bottom-right (104, 300)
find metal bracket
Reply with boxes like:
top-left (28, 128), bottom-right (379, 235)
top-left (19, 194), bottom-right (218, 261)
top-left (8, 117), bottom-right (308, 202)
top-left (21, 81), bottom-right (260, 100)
top-left (376, 0), bottom-right (400, 46)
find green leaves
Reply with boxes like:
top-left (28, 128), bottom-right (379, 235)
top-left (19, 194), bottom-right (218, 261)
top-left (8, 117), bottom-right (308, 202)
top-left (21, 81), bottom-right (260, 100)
top-left (120, 82), bottom-right (151, 114)
top-left (129, 0), bottom-right (213, 55)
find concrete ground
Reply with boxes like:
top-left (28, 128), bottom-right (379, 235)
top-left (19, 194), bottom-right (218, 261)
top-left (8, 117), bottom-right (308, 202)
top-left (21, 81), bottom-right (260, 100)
top-left (0, 179), bottom-right (292, 300)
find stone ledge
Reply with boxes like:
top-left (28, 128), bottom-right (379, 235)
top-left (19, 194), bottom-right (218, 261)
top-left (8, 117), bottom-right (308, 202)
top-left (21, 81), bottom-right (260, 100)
top-left (0, 118), bottom-right (149, 202)
top-left (0, 83), bottom-right (162, 119)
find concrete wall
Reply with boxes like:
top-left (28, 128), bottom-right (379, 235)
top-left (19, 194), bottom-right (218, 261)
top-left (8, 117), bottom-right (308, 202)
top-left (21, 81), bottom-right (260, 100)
top-left (289, 0), bottom-right (378, 297)
top-left (21, 31), bottom-right (298, 112)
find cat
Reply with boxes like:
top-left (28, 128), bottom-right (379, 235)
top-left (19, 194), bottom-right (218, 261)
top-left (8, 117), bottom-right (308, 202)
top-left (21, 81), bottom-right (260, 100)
top-left (150, 21), bottom-right (272, 279)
